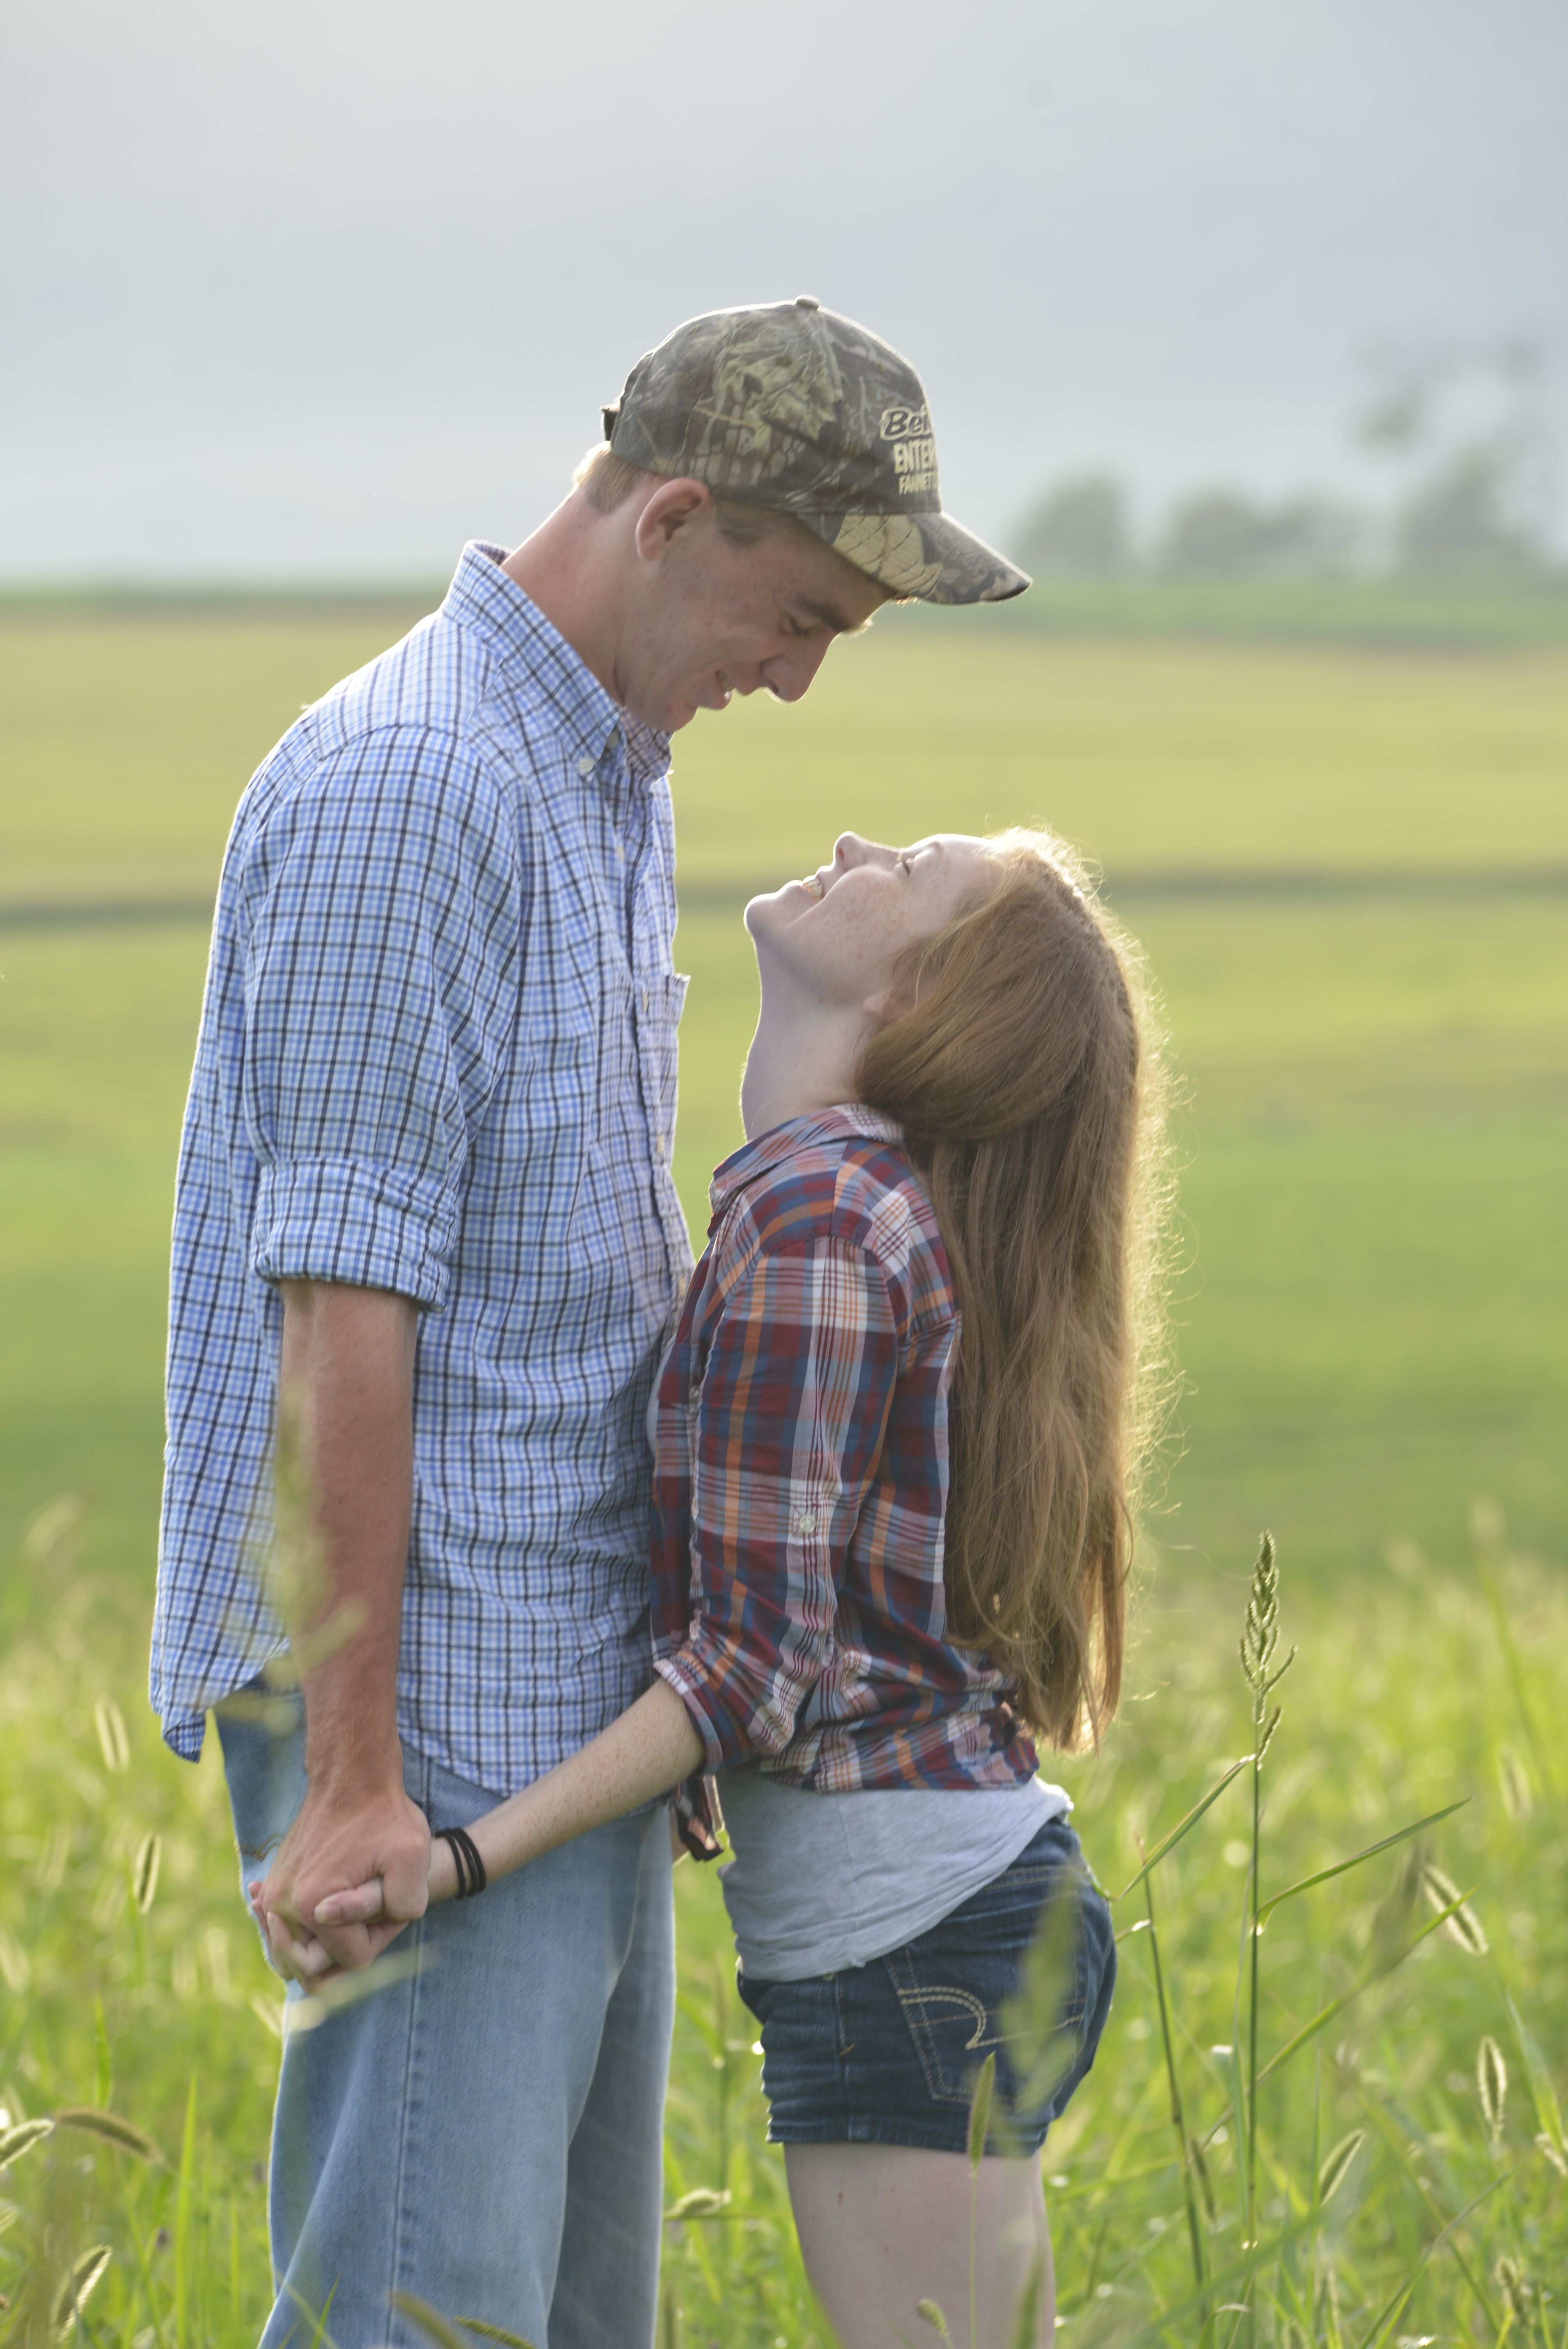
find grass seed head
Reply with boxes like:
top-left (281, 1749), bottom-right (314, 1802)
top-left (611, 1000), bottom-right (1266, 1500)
top-left (21, 1495), bottom-right (86, 1574)
top-left (1536, 2132), bottom-right (1567, 2178)
top-left (1420, 1861), bottom-right (1488, 1954)
top-left (918, 2301), bottom-right (954, 2342)
top-left (1494, 2255), bottom-right (1534, 2321)
top-left (1497, 1745), bottom-right (1532, 1821)
top-left (49, 2244), bottom-right (112, 2339)
top-left (52, 2107), bottom-right (164, 2164)
top-left (92, 1697), bottom-right (129, 1774)
top-left (0, 2117), bottom-right (54, 2168)
top-left (1477, 2035), bottom-right (1507, 2143)
top-left (133, 1830), bottom-right (161, 1912)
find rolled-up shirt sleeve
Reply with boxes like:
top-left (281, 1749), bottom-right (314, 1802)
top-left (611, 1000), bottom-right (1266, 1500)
top-left (654, 1237), bottom-right (900, 1767)
top-left (239, 728), bottom-right (524, 1310)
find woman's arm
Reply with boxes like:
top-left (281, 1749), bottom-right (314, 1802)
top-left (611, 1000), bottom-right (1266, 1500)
top-left (302, 1677), bottom-right (704, 1941)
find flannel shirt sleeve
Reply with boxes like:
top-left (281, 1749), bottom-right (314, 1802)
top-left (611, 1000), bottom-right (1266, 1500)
top-left (240, 731), bottom-right (524, 1310)
top-left (654, 1236), bottom-right (900, 1768)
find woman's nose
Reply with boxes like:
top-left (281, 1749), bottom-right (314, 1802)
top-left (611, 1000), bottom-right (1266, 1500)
top-left (833, 834), bottom-right (898, 873)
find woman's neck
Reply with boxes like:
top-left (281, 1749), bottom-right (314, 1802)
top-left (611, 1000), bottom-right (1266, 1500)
top-left (739, 986), bottom-right (869, 1141)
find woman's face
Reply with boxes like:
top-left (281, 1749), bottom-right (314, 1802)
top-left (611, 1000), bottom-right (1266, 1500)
top-left (746, 832), bottom-right (996, 1011)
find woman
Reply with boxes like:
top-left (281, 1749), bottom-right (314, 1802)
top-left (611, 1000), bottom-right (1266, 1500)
top-left (288, 825), bottom-right (1167, 2347)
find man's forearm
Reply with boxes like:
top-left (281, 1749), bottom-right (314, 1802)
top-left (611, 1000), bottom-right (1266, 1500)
top-left (278, 1279), bottom-right (419, 1784)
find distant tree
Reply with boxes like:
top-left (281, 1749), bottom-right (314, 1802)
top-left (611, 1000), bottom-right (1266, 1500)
top-left (1356, 342), bottom-right (1556, 576)
top-left (1394, 446), bottom-right (1545, 576)
top-left (1157, 490), bottom-right (1360, 577)
top-left (1013, 474), bottom-right (1132, 576)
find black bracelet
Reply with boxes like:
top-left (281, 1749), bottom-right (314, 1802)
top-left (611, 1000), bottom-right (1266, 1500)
top-left (437, 1824), bottom-right (487, 1900)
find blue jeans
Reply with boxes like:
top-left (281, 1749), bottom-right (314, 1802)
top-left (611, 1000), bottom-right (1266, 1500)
top-left (218, 1688), bottom-right (674, 2349)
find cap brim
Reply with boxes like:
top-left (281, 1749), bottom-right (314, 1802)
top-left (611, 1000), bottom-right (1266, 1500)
top-left (798, 507), bottom-right (1030, 605)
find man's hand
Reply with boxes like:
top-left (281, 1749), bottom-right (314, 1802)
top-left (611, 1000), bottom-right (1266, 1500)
top-left (255, 1773), bottom-right (430, 1975)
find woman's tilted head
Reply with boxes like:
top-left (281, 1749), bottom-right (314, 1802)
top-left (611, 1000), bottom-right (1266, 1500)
top-left (855, 828), bottom-right (1172, 1752)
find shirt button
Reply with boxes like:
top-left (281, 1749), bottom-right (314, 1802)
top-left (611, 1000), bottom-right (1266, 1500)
top-left (576, 755), bottom-right (594, 777)
top-left (792, 1508), bottom-right (819, 1536)
top-left (642, 989), bottom-right (650, 1012)
top-left (689, 1382), bottom-right (702, 1405)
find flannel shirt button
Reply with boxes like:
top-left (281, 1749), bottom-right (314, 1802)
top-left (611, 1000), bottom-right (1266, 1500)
top-left (792, 1508), bottom-right (819, 1536)
top-left (576, 756), bottom-right (594, 777)
top-left (688, 1382), bottom-right (702, 1405)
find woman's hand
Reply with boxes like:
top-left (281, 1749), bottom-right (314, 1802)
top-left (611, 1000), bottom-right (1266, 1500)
top-left (248, 1835), bottom-right (460, 1985)
top-left (313, 1832), bottom-right (460, 1933)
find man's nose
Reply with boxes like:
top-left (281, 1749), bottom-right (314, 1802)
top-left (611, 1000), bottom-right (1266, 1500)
top-left (761, 637), bottom-right (835, 704)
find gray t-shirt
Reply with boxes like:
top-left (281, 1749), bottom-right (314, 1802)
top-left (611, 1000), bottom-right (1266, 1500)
top-left (717, 1769), bottom-right (1071, 1982)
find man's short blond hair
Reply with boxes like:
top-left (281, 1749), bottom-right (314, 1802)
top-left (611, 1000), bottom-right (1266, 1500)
top-left (572, 443), bottom-right (818, 554)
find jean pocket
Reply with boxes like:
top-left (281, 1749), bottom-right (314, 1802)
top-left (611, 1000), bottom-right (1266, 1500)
top-left (884, 1950), bottom-right (1014, 2108)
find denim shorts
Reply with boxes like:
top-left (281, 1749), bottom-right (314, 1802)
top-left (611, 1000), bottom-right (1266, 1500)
top-left (736, 1815), bottom-right (1116, 2156)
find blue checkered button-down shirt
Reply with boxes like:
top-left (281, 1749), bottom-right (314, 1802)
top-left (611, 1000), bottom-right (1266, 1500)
top-left (150, 544), bottom-right (694, 1795)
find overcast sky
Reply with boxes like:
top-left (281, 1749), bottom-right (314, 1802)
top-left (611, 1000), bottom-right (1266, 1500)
top-left (4, 0), bottom-right (1564, 578)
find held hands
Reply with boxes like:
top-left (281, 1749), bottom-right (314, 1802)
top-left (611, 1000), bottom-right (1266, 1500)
top-left (248, 1772), bottom-right (435, 1987)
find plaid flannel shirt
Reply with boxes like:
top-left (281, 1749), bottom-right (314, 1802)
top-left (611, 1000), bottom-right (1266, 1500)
top-left (151, 544), bottom-right (693, 1794)
top-left (651, 1106), bottom-right (1037, 1847)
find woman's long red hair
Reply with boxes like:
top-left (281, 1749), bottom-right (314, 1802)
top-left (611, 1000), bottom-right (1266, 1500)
top-left (855, 831), bottom-right (1171, 1750)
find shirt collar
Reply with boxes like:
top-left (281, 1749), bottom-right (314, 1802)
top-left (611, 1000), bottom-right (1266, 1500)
top-left (709, 1104), bottom-right (905, 1214)
top-left (440, 542), bottom-right (672, 789)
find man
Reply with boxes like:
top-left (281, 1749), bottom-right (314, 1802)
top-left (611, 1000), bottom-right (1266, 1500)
top-left (150, 296), bottom-right (1028, 2349)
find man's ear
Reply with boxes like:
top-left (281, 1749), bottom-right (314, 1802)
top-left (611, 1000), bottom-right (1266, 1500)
top-left (634, 476), bottom-right (713, 562)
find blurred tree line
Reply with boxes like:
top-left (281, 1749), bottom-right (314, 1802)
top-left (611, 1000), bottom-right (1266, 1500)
top-left (1016, 344), bottom-right (1561, 581)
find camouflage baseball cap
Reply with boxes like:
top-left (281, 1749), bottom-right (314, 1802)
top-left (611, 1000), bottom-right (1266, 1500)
top-left (601, 297), bottom-right (1030, 606)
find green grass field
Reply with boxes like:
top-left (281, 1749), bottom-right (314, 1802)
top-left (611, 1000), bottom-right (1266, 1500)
top-left (2, 610), bottom-right (1565, 2342)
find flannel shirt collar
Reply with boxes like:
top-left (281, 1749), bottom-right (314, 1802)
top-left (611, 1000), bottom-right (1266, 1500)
top-left (443, 542), bottom-right (672, 790)
top-left (708, 1103), bottom-right (905, 1217)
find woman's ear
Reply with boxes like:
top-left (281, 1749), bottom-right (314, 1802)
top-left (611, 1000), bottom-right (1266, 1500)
top-left (861, 984), bottom-right (907, 1026)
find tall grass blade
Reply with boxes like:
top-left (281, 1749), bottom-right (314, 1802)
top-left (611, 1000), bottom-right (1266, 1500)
top-left (1009, 2256), bottom-right (1043, 2349)
top-left (173, 2075), bottom-right (196, 2349)
top-left (1115, 1756), bottom-right (1250, 1901)
top-left (454, 2321), bottom-right (542, 2349)
top-left (1315, 2130), bottom-right (1364, 2203)
top-left (967, 2050), bottom-right (996, 2347)
top-left (1256, 1884), bottom-right (1479, 2087)
top-left (390, 2291), bottom-right (481, 2349)
top-left (93, 1996), bottom-right (112, 2108)
top-left (967, 2051), bottom-right (996, 2172)
top-left (1253, 1800), bottom-right (1470, 1921)
top-left (1355, 2156), bottom-right (1531, 2349)
top-left (1503, 1990), bottom-right (1567, 2157)
top-left (1141, 1864), bottom-right (1207, 2297)
top-left (282, 1942), bottom-right (438, 2032)
top-left (1473, 1536), bottom-right (1558, 1812)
